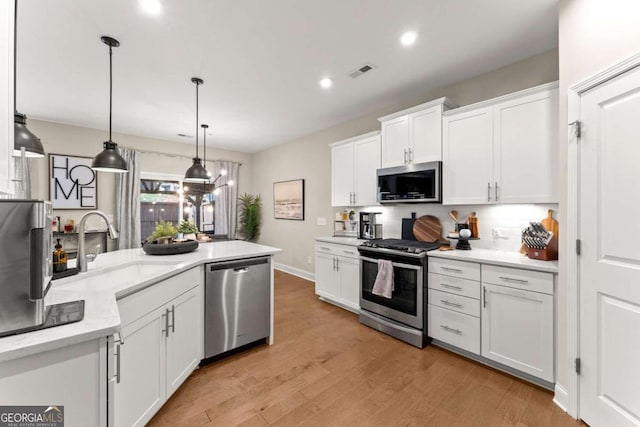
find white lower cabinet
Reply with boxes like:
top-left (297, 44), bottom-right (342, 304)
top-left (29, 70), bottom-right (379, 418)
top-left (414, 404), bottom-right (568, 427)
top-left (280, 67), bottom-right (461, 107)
top-left (114, 267), bottom-right (203, 427)
top-left (315, 242), bottom-right (360, 311)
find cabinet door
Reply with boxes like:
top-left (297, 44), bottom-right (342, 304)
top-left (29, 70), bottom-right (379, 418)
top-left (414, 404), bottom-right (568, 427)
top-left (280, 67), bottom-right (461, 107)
top-left (442, 107), bottom-right (494, 205)
top-left (166, 286), bottom-right (201, 396)
top-left (481, 283), bottom-right (554, 382)
top-left (115, 308), bottom-right (166, 427)
top-left (353, 135), bottom-right (380, 206)
top-left (337, 256), bottom-right (360, 311)
top-left (0, 0), bottom-right (14, 195)
top-left (380, 115), bottom-right (409, 168)
top-left (315, 252), bottom-right (338, 301)
top-left (494, 88), bottom-right (559, 203)
top-left (410, 106), bottom-right (442, 163)
top-left (331, 142), bottom-right (355, 206)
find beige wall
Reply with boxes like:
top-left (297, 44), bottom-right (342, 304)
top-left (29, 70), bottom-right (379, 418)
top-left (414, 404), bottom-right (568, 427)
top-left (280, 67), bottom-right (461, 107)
top-left (251, 49), bottom-right (559, 272)
top-left (557, 0), bottom-right (640, 393)
top-left (28, 119), bottom-right (252, 238)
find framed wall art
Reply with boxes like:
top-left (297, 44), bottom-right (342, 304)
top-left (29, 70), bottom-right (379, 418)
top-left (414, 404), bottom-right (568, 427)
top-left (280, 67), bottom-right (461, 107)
top-left (273, 179), bottom-right (304, 220)
top-left (49, 154), bottom-right (98, 209)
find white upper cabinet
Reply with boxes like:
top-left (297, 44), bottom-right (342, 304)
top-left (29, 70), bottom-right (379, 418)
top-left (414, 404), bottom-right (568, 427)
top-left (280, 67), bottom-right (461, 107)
top-left (442, 82), bottom-right (559, 205)
top-left (379, 98), bottom-right (457, 168)
top-left (330, 131), bottom-right (380, 207)
top-left (0, 0), bottom-right (14, 196)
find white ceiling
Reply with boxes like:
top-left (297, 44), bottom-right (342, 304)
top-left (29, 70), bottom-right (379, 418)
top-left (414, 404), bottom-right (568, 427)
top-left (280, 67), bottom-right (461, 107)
top-left (17, 0), bottom-right (558, 153)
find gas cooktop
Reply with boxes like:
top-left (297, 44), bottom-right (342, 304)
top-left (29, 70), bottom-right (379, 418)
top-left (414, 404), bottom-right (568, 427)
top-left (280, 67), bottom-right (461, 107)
top-left (359, 239), bottom-right (443, 256)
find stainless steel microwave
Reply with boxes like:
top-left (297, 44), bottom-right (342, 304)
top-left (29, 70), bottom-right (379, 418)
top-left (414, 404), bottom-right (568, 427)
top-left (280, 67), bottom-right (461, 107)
top-left (377, 161), bottom-right (442, 204)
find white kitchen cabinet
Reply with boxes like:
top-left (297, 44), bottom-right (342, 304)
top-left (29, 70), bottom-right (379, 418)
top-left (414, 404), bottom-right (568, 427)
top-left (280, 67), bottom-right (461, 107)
top-left (114, 268), bottom-right (202, 427)
top-left (315, 242), bottom-right (360, 312)
top-left (379, 97), bottom-right (457, 168)
top-left (0, 0), bottom-right (14, 196)
top-left (442, 82), bottom-right (558, 205)
top-left (330, 131), bottom-right (380, 207)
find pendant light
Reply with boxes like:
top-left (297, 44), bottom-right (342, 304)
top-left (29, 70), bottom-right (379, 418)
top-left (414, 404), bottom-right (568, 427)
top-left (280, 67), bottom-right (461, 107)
top-left (184, 78), bottom-right (209, 183)
top-left (13, 0), bottom-right (44, 157)
top-left (91, 36), bottom-right (127, 173)
top-left (201, 123), bottom-right (211, 180)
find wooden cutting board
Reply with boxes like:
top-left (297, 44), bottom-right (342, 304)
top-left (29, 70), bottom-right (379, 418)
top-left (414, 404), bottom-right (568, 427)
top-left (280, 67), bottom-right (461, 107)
top-left (541, 209), bottom-right (559, 239)
top-left (413, 215), bottom-right (444, 243)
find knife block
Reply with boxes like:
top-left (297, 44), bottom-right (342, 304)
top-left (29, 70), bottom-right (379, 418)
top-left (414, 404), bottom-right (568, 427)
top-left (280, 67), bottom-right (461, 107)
top-left (526, 235), bottom-right (558, 261)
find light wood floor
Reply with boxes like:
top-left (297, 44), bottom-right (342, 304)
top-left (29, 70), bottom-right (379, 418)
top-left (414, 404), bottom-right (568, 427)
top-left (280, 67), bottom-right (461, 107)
top-left (149, 270), bottom-right (585, 427)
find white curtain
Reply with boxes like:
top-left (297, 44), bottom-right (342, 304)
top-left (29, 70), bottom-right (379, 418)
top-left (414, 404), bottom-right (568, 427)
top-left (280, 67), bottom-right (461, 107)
top-left (13, 156), bottom-right (31, 198)
top-left (115, 148), bottom-right (141, 249)
top-left (212, 161), bottom-right (240, 239)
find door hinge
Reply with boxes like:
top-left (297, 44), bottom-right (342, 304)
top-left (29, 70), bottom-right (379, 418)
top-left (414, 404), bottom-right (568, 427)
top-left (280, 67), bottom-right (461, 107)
top-left (569, 120), bottom-right (581, 139)
top-left (575, 357), bottom-right (581, 375)
top-left (576, 239), bottom-right (581, 255)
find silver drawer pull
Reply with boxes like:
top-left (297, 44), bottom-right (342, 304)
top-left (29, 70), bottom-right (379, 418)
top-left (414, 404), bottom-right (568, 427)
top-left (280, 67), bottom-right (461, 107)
top-left (440, 324), bottom-right (462, 335)
top-left (343, 250), bottom-right (355, 255)
top-left (499, 276), bottom-right (529, 283)
top-left (440, 299), bottom-right (462, 308)
top-left (320, 246), bottom-right (331, 251)
top-left (440, 267), bottom-right (463, 273)
top-left (115, 343), bottom-right (122, 384)
top-left (441, 283), bottom-right (463, 291)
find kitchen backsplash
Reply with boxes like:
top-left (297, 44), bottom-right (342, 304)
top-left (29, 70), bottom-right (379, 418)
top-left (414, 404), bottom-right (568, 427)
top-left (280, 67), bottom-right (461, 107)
top-left (335, 203), bottom-right (559, 253)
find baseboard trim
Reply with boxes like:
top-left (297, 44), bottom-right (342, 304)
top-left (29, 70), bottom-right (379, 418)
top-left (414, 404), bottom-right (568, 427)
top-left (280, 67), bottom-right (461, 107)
top-left (553, 383), bottom-right (569, 413)
top-left (274, 263), bottom-right (315, 282)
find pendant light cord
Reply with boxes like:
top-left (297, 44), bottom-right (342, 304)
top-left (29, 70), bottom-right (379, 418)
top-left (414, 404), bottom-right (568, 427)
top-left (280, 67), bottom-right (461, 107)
top-left (195, 82), bottom-right (199, 158)
top-left (109, 43), bottom-right (113, 142)
top-left (13, 0), bottom-right (17, 113)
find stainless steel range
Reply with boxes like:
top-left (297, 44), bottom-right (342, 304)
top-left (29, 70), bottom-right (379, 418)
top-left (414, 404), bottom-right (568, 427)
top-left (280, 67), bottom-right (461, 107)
top-left (358, 239), bottom-right (443, 348)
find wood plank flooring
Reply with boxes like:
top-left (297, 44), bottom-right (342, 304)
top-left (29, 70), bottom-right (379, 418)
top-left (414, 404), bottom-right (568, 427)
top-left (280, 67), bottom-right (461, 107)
top-left (149, 270), bottom-right (585, 427)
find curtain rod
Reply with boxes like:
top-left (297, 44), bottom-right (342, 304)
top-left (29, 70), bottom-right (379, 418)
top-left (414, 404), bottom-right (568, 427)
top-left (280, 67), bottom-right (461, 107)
top-left (121, 146), bottom-right (243, 166)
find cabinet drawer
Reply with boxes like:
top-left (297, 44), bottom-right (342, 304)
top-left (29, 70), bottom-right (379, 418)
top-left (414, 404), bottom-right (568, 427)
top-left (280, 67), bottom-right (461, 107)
top-left (428, 304), bottom-right (480, 355)
top-left (482, 264), bottom-right (553, 295)
top-left (428, 272), bottom-right (480, 300)
top-left (315, 243), bottom-right (359, 259)
top-left (428, 289), bottom-right (480, 317)
top-left (428, 258), bottom-right (480, 281)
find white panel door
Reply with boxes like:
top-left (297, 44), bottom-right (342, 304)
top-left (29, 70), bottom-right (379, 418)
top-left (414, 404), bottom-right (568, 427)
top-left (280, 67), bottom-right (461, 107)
top-left (481, 283), bottom-right (553, 382)
top-left (331, 142), bottom-right (354, 206)
top-left (115, 308), bottom-right (166, 427)
top-left (166, 287), bottom-right (201, 396)
top-left (442, 107), bottom-right (494, 205)
top-left (579, 65), bottom-right (640, 427)
top-left (315, 252), bottom-right (338, 301)
top-left (337, 256), bottom-right (360, 311)
top-left (494, 87), bottom-right (559, 203)
top-left (353, 135), bottom-right (380, 206)
top-left (410, 106), bottom-right (442, 163)
top-left (380, 115), bottom-right (409, 167)
top-left (0, 0), bottom-right (14, 195)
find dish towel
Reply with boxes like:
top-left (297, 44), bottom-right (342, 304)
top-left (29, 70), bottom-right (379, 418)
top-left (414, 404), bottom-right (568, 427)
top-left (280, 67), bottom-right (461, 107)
top-left (372, 259), bottom-right (394, 299)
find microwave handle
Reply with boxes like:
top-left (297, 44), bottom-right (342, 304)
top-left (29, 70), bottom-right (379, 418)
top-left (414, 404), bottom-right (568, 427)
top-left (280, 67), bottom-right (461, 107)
top-left (30, 228), bottom-right (46, 300)
top-left (360, 256), bottom-right (422, 271)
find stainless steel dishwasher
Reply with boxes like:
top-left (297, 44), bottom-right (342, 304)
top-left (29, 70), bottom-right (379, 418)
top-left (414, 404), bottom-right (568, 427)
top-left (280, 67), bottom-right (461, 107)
top-left (204, 256), bottom-right (270, 358)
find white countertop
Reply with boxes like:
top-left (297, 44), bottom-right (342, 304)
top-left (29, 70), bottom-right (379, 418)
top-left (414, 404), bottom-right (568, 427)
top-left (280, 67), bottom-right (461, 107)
top-left (316, 236), bottom-right (368, 246)
top-left (0, 241), bottom-right (281, 363)
top-left (428, 248), bottom-right (558, 274)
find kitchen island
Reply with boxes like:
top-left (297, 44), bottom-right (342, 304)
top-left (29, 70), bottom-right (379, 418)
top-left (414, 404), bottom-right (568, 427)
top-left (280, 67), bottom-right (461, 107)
top-left (0, 240), bottom-right (281, 427)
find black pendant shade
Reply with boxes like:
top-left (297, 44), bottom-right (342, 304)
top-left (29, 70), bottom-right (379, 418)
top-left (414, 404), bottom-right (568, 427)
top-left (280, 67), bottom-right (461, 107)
top-left (92, 36), bottom-right (127, 173)
top-left (184, 77), bottom-right (209, 183)
top-left (14, 113), bottom-right (45, 157)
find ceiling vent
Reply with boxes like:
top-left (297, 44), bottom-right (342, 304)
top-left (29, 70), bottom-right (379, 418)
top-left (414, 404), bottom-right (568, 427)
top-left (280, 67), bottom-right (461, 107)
top-left (349, 62), bottom-right (376, 79)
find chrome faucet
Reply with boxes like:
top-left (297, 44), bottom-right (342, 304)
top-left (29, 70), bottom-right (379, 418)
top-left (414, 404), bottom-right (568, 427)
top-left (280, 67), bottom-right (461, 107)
top-left (78, 210), bottom-right (119, 272)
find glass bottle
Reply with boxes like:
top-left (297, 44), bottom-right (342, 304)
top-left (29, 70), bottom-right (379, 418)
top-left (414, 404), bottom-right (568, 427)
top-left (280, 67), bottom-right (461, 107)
top-left (53, 239), bottom-right (68, 273)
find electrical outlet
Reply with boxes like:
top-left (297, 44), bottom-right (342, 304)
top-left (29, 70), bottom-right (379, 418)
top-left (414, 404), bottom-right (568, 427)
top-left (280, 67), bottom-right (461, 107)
top-left (492, 228), bottom-right (509, 240)
top-left (307, 256), bottom-right (312, 264)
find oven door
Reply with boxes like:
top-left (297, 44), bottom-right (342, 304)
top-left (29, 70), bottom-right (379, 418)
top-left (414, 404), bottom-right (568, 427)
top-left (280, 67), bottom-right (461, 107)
top-left (359, 255), bottom-right (423, 329)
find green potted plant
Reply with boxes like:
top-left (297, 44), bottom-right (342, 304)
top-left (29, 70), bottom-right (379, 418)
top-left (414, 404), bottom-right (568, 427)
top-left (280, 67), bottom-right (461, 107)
top-left (146, 220), bottom-right (177, 244)
top-left (238, 193), bottom-right (261, 242)
top-left (177, 220), bottom-right (198, 240)
top-left (143, 220), bottom-right (199, 255)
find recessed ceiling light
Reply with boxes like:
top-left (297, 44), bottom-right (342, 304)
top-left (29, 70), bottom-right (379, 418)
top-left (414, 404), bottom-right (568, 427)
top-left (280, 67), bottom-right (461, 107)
top-left (319, 78), bottom-right (333, 89)
top-left (140, 0), bottom-right (162, 15)
top-left (400, 31), bottom-right (418, 46)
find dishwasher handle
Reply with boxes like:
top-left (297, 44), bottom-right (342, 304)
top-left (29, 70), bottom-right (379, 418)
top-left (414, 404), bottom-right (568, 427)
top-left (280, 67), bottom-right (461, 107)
top-left (207, 256), bottom-right (269, 272)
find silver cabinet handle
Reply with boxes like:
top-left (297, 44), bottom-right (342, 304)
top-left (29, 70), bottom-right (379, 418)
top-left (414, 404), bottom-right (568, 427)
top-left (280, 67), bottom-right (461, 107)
top-left (332, 257), bottom-right (336, 271)
top-left (162, 310), bottom-right (169, 337)
top-left (336, 258), bottom-right (340, 272)
top-left (440, 325), bottom-right (462, 335)
top-left (441, 283), bottom-right (463, 291)
top-left (495, 181), bottom-right (499, 202)
top-left (487, 182), bottom-right (491, 202)
top-left (499, 276), bottom-right (529, 283)
top-left (440, 299), bottom-right (462, 308)
top-left (353, 192), bottom-right (357, 205)
top-left (404, 149), bottom-right (408, 164)
top-left (440, 267), bottom-right (463, 273)
top-left (115, 343), bottom-right (122, 384)
top-left (170, 305), bottom-right (176, 334)
top-left (483, 286), bottom-right (487, 308)
top-left (320, 246), bottom-right (331, 251)
top-left (343, 250), bottom-right (355, 255)
top-left (408, 147), bottom-right (413, 163)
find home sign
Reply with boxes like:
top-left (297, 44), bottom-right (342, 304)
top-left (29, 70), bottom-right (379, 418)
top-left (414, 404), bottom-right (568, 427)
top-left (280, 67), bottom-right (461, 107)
top-left (49, 154), bottom-right (98, 209)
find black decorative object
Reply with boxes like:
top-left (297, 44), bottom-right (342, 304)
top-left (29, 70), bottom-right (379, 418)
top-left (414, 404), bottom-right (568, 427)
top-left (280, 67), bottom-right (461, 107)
top-left (92, 36), bottom-right (127, 173)
top-left (184, 78), bottom-right (209, 183)
top-left (142, 239), bottom-right (199, 255)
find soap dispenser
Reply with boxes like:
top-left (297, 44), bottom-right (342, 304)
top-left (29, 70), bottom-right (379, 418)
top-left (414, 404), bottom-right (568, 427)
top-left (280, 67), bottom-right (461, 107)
top-left (53, 239), bottom-right (68, 273)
